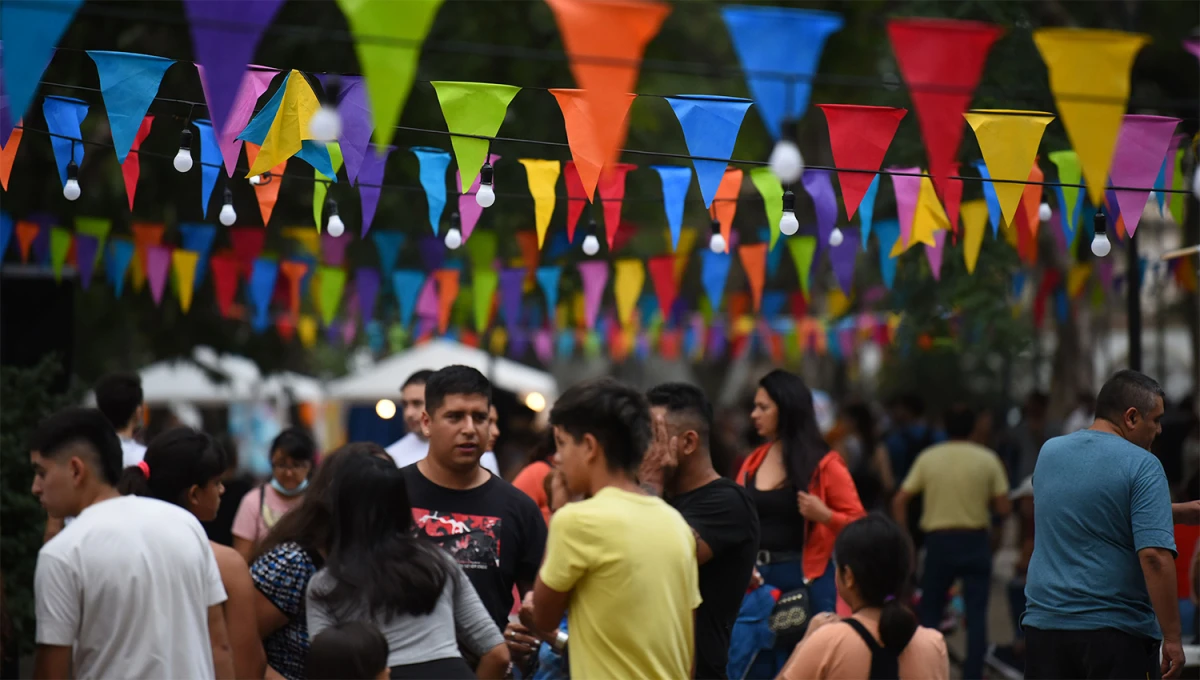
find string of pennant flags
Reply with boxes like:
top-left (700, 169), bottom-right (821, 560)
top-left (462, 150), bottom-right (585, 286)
top-left (1, 0), bottom-right (1198, 363)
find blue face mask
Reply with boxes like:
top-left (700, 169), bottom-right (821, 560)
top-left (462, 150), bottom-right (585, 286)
top-left (270, 477), bottom-right (309, 497)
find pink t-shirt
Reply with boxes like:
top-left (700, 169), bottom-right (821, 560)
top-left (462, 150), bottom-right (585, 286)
top-left (231, 485), bottom-right (303, 544)
top-left (780, 613), bottom-right (948, 680)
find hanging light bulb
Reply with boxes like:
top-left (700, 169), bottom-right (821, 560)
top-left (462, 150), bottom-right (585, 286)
top-left (768, 124), bottom-right (804, 184)
top-left (476, 162), bottom-right (496, 208)
top-left (1090, 209), bottom-right (1111, 258)
top-left (325, 198), bottom-right (345, 237)
top-left (308, 75), bottom-right (342, 142)
top-left (1038, 202), bottom-right (1052, 222)
top-left (708, 218), bottom-right (726, 254)
top-left (249, 174), bottom-right (263, 186)
top-left (218, 187), bottom-right (237, 226)
top-left (581, 216), bottom-right (600, 256)
top-left (828, 226), bottom-right (845, 247)
top-left (63, 160), bottom-right (81, 201)
top-left (444, 212), bottom-right (463, 249)
top-left (173, 129), bottom-right (194, 173)
top-left (1192, 169), bottom-right (1200, 199)
top-left (779, 190), bottom-right (799, 236)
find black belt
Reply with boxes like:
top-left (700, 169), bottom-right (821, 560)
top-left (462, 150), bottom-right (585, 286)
top-left (756, 549), bottom-right (804, 565)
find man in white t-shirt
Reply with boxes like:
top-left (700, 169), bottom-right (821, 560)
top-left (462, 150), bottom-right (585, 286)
top-left (386, 369), bottom-right (499, 475)
top-left (29, 408), bottom-right (234, 679)
top-left (94, 372), bottom-right (147, 467)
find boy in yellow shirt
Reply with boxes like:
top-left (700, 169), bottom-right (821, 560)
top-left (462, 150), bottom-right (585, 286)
top-left (521, 378), bottom-right (701, 679)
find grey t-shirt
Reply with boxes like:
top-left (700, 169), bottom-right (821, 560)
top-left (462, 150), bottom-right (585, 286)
top-left (306, 551), bottom-right (503, 668)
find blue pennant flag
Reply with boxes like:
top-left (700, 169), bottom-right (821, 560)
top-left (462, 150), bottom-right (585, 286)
top-left (179, 223), bottom-right (216, 288)
top-left (86, 51), bottom-right (174, 163)
top-left (762, 290), bottom-right (787, 319)
top-left (392, 270), bottom-right (425, 327)
top-left (720, 6), bottom-right (843, 140)
top-left (106, 240), bottom-right (135, 298)
top-left (858, 174), bottom-right (881, 250)
top-left (556, 330), bottom-right (576, 360)
top-left (536, 266), bottom-right (562, 317)
top-left (638, 292), bottom-right (658, 327)
top-left (411, 147), bottom-right (452, 234)
top-left (43, 96), bottom-right (88, 187)
top-left (874, 219), bottom-right (899, 289)
top-left (371, 231), bottom-right (405, 290)
top-left (544, 230), bottom-right (571, 260)
top-left (237, 72), bottom-right (335, 178)
top-left (652, 165), bottom-right (692, 250)
top-left (665, 96), bottom-right (751, 209)
top-left (1012, 272), bottom-right (1026, 298)
top-left (758, 227), bottom-right (786, 278)
top-left (2, 0), bottom-right (84, 143)
top-left (193, 120), bottom-right (221, 217)
top-left (248, 258), bottom-right (279, 333)
top-left (366, 320), bottom-right (385, 353)
top-left (0, 213), bottom-right (11, 262)
top-left (974, 160), bottom-right (1003, 237)
top-left (700, 249), bottom-right (733, 311)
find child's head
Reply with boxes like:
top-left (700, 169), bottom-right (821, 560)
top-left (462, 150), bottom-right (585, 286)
top-left (306, 621), bottom-right (389, 680)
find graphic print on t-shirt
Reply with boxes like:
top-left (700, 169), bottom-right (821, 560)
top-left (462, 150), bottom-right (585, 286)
top-left (412, 508), bottom-right (502, 570)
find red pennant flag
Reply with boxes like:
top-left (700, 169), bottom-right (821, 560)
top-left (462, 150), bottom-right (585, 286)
top-left (279, 260), bottom-right (309, 317)
top-left (460, 330), bottom-right (480, 349)
top-left (551, 88), bottom-right (637, 200)
top-left (943, 162), bottom-right (964, 234)
top-left (598, 163), bottom-right (636, 248)
top-left (817, 105), bottom-right (907, 220)
top-left (728, 292), bottom-right (750, 322)
top-left (434, 269), bottom-right (460, 334)
top-left (209, 253), bottom-right (240, 318)
top-left (0, 126), bottom-right (22, 191)
top-left (739, 243), bottom-right (767, 312)
top-left (121, 116), bottom-right (154, 212)
top-left (647, 255), bottom-right (678, 320)
top-left (659, 329), bottom-right (681, 360)
top-left (564, 161), bottom-right (588, 242)
top-left (276, 315), bottom-right (296, 342)
top-left (790, 292), bottom-right (809, 319)
top-left (1032, 268), bottom-right (1061, 330)
top-left (16, 221), bottom-right (39, 262)
top-left (230, 227), bottom-right (266, 281)
top-left (612, 219), bottom-right (639, 254)
top-left (515, 231), bottom-right (540, 283)
top-left (710, 168), bottom-right (744, 249)
top-left (888, 18), bottom-right (1003, 199)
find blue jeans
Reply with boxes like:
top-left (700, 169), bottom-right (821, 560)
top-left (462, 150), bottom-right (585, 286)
top-left (920, 531), bottom-right (991, 680)
top-left (745, 559), bottom-right (836, 679)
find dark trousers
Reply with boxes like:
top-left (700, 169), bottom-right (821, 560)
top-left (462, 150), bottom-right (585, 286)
top-left (1024, 627), bottom-right (1162, 679)
top-left (918, 530), bottom-right (991, 680)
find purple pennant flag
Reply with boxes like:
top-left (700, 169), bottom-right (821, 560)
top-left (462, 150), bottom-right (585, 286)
top-left (1096, 258), bottom-right (1114, 291)
top-left (924, 231), bottom-right (948, 281)
top-left (534, 329), bottom-right (553, 364)
top-left (31, 217), bottom-right (52, 264)
top-left (354, 268), bottom-right (380, 324)
top-left (146, 245), bottom-right (172, 305)
top-left (801, 169), bottom-right (839, 252)
top-left (829, 229), bottom-right (859, 294)
top-left (325, 321), bottom-right (341, 345)
top-left (837, 325), bottom-right (855, 359)
top-left (418, 237), bottom-right (445, 272)
top-left (416, 316), bottom-right (436, 338)
top-left (707, 321), bottom-right (727, 360)
top-left (499, 268), bottom-right (525, 333)
top-left (322, 231), bottom-right (351, 266)
top-left (75, 234), bottom-right (99, 289)
top-left (509, 327), bottom-right (529, 358)
top-left (458, 153), bottom-right (500, 242)
top-left (182, 0), bottom-right (285, 139)
top-left (341, 317), bottom-right (358, 346)
top-left (318, 75), bottom-right (373, 183)
top-left (357, 144), bottom-right (392, 237)
top-left (1048, 208), bottom-right (1067, 255)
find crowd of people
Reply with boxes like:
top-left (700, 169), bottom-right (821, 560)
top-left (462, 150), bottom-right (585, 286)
top-left (12, 362), bottom-right (1200, 679)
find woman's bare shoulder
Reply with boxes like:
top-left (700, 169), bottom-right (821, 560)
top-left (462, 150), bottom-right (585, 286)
top-left (211, 542), bottom-right (251, 574)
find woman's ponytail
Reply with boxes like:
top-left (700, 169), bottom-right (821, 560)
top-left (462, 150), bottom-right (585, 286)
top-left (832, 513), bottom-right (921, 652)
top-left (116, 460), bottom-right (151, 496)
top-left (877, 594), bottom-right (919, 651)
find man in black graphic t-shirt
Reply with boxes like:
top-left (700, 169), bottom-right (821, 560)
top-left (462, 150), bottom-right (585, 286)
top-left (642, 382), bottom-right (760, 680)
top-left (400, 365), bottom-right (547, 632)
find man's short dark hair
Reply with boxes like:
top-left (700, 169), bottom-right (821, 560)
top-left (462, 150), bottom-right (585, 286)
top-left (424, 366), bottom-right (491, 415)
top-left (646, 382), bottom-right (713, 441)
top-left (94, 373), bottom-right (143, 430)
top-left (402, 370), bottom-right (435, 391)
top-left (550, 378), bottom-right (651, 474)
top-left (1095, 370), bottom-right (1165, 424)
top-left (943, 404), bottom-right (978, 440)
top-left (29, 407), bottom-right (123, 486)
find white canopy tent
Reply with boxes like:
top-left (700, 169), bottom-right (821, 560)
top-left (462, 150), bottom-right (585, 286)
top-left (328, 339), bottom-right (558, 405)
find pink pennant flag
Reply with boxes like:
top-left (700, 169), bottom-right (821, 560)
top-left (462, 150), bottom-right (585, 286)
top-left (577, 260), bottom-right (609, 330)
top-left (197, 65), bottom-right (278, 177)
top-left (890, 167), bottom-right (922, 246)
top-left (457, 153), bottom-right (501, 242)
top-left (146, 245), bottom-right (172, 305)
top-left (924, 231), bottom-right (947, 281)
top-left (534, 328), bottom-right (554, 364)
top-left (322, 231), bottom-right (351, 266)
top-left (415, 278), bottom-right (439, 319)
top-left (1109, 114), bottom-right (1180, 236)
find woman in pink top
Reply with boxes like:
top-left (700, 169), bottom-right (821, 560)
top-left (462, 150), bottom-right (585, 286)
top-left (232, 429), bottom-right (316, 562)
top-left (779, 515), bottom-right (948, 680)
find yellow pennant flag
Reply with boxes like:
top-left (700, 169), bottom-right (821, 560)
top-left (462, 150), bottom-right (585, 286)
top-left (673, 228), bottom-right (697, 282)
top-left (827, 289), bottom-right (853, 318)
top-left (1067, 263), bottom-right (1092, 299)
top-left (613, 259), bottom-right (645, 329)
top-left (960, 200), bottom-right (989, 274)
top-left (248, 71), bottom-right (322, 177)
top-left (1033, 29), bottom-right (1149, 206)
top-left (171, 250), bottom-right (200, 313)
top-left (965, 110), bottom-right (1053, 227)
top-left (489, 327), bottom-right (508, 356)
top-left (313, 142), bottom-right (345, 229)
top-left (298, 315), bottom-right (319, 348)
top-left (891, 177), bottom-right (948, 256)
top-left (519, 159), bottom-right (561, 248)
top-left (284, 227), bottom-right (320, 258)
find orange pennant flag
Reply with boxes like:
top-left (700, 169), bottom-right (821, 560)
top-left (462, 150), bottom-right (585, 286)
top-left (0, 126), bottom-right (23, 191)
top-left (245, 142), bottom-right (287, 227)
top-left (515, 230), bottom-right (540, 284)
top-left (739, 243), bottom-right (767, 312)
top-left (15, 221), bottom-right (38, 262)
top-left (279, 260), bottom-right (309, 317)
top-left (1018, 160), bottom-right (1044, 240)
top-left (710, 168), bottom-right (743, 249)
top-left (131, 222), bottom-right (165, 292)
top-left (550, 89), bottom-right (638, 201)
top-left (434, 269), bottom-right (460, 334)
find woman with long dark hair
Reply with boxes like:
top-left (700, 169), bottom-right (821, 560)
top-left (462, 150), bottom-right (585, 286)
top-left (735, 370), bottom-right (866, 676)
top-left (306, 454), bottom-right (508, 679)
top-left (779, 515), bottom-right (948, 679)
top-left (118, 428), bottom-right (266, 678)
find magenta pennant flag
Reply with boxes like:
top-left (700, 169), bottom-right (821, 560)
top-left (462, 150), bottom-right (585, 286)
top-left (829, 229), bottom-right (859, 294)
top-left (890, 167), bottom-right (921, 246)
top-left (183, 0), bottom-right (285, 138)
top-left (534, 329), bottom-right (553, 364)
top-left (75, 234), bottom-right (99, 289)
top-left (354, 267), bottom-right (380, 323)
top-left (357, 145), bottom-right (392, 236)
top-left (458, 153), bottom-right (500, 242)
top-left (146, 245), bottom-right (172, 305)
top-left (322, 231), bottom-right (351, 266)
top-left (577, 261), bottom-right (609, 330)
top-left (197, 65), bottom-right (276, 177)
top-left (499, 268), bottom-right (525, 332)
top-left (415, 278), bottom-right (439, 319)
top-left (341, 317), bottom-right (358, 346)
top-left (1186, 38), bottom-right (1200, 60)
top-left (924, 231), bottom-right (948, 281)
top-left (1109, 114), bottom-right (1180, 236)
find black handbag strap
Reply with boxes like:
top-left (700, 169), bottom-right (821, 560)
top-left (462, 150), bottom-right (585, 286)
top-left (842, 618), bottom-right (901, 680)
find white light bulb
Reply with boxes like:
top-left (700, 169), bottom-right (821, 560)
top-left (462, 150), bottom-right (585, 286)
top-left (219, 202), bottom-right (237, 226)
top-left (828, 227), bottom-right (845, 247)
top-left (768, 139), bottom-right (804, 184)
top-left (779, 210), bottom-right (799, 236)
top-left (308, 106), bottom-right (342, 142)
top-left (476, 182), bottom-right (495, 208)
top-left (173, 147), bottom-right (193, 173)
top-left (1193, 170), bottom-right (1200, 199)
top-left (249, 174), bottom-right (263, 186)
top-left (63, 178), bottom-right (81, 201)
top-left (1147, 190), bottom-right (1156, 204)
top-left (1038, 202), bottom-right (1052, 222)
top-left (326, 214), bottom-right (345, 237)
top-left (444, 227), bottom-right (463, 249)
top-left (709, 232), bottom-right (726, 254)
top-left (581, 234), bottom-right (600, 256)
top-left (1090, 232), bottom-right (1111, 257)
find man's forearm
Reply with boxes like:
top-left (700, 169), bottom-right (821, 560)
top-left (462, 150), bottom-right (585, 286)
top-left (1141, 548), bottom-right (1183, 642)
top-left (1172, 502), bottom-right (1200, 526)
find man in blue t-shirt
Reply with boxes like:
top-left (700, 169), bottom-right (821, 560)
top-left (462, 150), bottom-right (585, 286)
top-left (1023, 370), bottom-right (1185, 679)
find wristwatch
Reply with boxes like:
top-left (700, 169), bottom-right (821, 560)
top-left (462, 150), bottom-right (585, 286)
top-left (550, 630), bottom-right (568, 653)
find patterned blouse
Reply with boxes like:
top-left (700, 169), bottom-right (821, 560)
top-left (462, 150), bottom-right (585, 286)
top-left (250, 541), bottom-right (320, 680)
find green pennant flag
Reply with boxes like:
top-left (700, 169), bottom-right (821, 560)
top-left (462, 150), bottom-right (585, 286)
top-left (1048, 150), bottom-right (1081, 239)
top-left (787, 236), bottom-right (818, 300)
top-left (50, 227), bottom-right (72, 282)
top-left (317, 266), bottom-right (347, 326)
top-left (314, 143), bottom-right (345, 230)
top-left (750, 167), bottom-right (784, 251)
top-left (1169, 147), bottom-right (1186, 224)
top-left (465, 230), bottom-right (498, 271)
top-left (431, 82), bottom-right (522, 191)
top-left (388, 323), bottom-right (410, 352)
top-left (75, 216), bottom-right (112, 267)
top-left (473, 269), bottom-right (499, 332)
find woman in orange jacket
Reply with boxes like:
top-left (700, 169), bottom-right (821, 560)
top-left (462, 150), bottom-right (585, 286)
top-left (736, 369), bottom-right (866, 677)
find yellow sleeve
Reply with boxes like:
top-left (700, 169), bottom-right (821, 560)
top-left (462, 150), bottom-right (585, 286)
top-left (989, 453), bottom-right (1010, 497)
top-left (538, 504), bottom-right (592, 593)
top-left (900, 454), bottom-right (925, 494)
top-left (689, 531), bottom-right (702, 610)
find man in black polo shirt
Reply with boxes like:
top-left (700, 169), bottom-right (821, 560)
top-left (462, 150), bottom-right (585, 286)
top-left (641, 382), bottom-right (761, 679)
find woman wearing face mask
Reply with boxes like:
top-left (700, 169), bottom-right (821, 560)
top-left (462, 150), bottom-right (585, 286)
top-left (232, 428), bottom-right (316, 562)
top-left (119, 428), bottom-right (267, 679)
